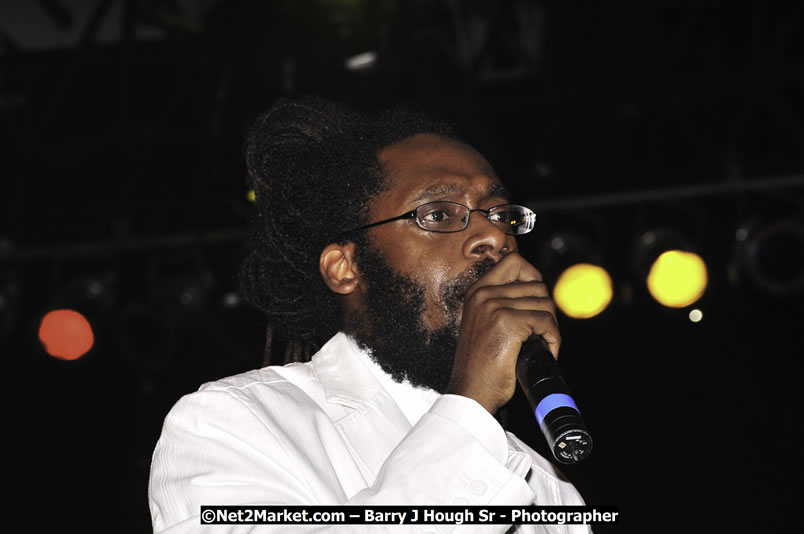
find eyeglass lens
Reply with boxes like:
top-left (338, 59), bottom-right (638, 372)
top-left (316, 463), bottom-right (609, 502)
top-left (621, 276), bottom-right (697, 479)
top-left (415, 202), bottom-right (534, 235)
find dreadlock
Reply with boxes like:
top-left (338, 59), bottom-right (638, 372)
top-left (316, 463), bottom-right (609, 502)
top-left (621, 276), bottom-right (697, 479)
top-left (238, 96), bottom-right (460, 365)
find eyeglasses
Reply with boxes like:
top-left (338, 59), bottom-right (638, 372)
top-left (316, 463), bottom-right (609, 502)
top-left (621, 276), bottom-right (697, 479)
top-left (344, 201), bottom-right (536, 235)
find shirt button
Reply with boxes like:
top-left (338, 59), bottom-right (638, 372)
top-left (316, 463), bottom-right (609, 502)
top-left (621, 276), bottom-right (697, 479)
top-left (469, 480), bottom-right (487, 496)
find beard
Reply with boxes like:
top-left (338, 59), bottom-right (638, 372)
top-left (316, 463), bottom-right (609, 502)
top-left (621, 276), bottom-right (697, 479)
top-left (343, 237), bottom-right (495, 393)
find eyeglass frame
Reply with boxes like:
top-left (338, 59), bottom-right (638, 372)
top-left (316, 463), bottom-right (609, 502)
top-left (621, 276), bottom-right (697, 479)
top-left (340, 200), bottom-right (537, 236)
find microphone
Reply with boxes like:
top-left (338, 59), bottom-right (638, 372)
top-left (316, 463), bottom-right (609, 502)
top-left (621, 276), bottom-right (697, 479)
top-left (515, 335), bottom-right (592, 464)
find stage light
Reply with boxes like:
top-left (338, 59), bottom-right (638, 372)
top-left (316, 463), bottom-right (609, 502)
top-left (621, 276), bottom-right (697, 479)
top-left (553, 263), bottom-right (613, 319)
top-left (689, 309), bottom-right (703, 323)
top-left (35, 273), bottom-right (116, 359)
top-left (734, 218), bottom-right (804, 295)
top-left (540, 232), bottom-right (613, 319)
top-left (633, 229), bottom-right (708, 308)
top-left (646, 250), bottom-right (708, 308)
top-left (345, 51), bottom-right (377, 71)
top-left (38, 309), bottom-right (95, 360)
top-left (222, 290), bottom-right (241, 308)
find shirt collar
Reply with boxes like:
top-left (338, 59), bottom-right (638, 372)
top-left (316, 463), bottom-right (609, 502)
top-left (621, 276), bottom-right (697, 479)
top-left (311, 332), bottom-right (440, 426)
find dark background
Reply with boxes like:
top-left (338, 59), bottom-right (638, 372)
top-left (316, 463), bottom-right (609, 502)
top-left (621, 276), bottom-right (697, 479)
top-left (2, 1), bottom-right (802, 532)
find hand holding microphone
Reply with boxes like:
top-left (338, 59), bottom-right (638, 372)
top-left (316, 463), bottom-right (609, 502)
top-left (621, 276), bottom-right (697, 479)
top-left (446, 252), bottom-right (592, 464)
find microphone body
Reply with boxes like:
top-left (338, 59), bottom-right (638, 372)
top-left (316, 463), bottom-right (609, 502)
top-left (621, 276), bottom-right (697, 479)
top-left (515, 336), bottom-right (592, 464)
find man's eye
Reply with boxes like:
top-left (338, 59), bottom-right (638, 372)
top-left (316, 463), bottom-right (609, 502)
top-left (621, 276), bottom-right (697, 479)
top-left (422, 209), bottom-right (450, 223)
top-left (490, 210), bottom-right (511, 223)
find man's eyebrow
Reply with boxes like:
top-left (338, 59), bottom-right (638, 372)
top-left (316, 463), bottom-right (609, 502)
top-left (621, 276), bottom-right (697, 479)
top-left (488, 183), bottom-right (512, 201)
top-left (410, 182), bottom-right (512, 205)
top-left (410, 183), bottom-right (464, 204)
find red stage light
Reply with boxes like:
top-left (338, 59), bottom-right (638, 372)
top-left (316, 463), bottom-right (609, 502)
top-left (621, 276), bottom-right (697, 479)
top-left (38, 309), bottom-right (95, 360)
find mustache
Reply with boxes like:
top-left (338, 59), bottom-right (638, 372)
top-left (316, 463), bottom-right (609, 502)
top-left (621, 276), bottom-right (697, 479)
top-left (444, 258), bottom-right (496, 309)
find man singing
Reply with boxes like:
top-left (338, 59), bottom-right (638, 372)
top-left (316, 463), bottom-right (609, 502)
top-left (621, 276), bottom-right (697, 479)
top-left (149, 96), bottom-right (589, 532)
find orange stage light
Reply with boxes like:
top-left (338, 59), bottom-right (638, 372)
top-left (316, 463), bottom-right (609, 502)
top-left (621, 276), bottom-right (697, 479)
top-left (38, 309), bottom-right (95, 360)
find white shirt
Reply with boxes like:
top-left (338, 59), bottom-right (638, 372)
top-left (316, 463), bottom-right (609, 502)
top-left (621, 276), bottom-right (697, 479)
top-left (148, 332), bottom-right (590, 533)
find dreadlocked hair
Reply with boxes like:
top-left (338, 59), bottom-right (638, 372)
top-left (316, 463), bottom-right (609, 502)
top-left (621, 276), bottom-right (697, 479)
top-left (238, 95), bottom-right (460, 365)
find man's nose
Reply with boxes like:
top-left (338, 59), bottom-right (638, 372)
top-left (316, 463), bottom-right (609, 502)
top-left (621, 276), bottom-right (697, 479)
top-left (462, 213), bottom-right (515, 263)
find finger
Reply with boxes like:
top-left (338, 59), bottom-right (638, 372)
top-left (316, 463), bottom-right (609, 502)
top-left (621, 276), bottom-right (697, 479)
top-left (491, 308), bottom-right (562, 359)
top-left (484, 296), bottom-right (558, 317)
top-left (469, 280), bottom-right (552, 302)
top-left (465, 254), bottom-right (544, 301)
top-left (480, 253), bottom-right (543, 285)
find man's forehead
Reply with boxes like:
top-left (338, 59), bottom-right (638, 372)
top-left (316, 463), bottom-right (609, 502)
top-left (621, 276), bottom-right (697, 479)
top-left (380, 133), bottom-right (489, 170)
top-left (378, 133), bottom-right (509, 202)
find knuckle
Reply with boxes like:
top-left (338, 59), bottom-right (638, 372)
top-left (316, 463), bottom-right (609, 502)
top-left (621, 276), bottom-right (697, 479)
top-left (489, 307), bottom-right (511, 327)
top-left (533, 309), bottom-right (559, 327)
top-left (480, 298), bottom-right (498, 315)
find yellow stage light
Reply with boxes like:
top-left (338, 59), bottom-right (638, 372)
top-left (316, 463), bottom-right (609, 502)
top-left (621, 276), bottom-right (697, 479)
top-left (646, 250), bottom-right (708, 308)
top-left (554, 263), bottom-right (613, 319)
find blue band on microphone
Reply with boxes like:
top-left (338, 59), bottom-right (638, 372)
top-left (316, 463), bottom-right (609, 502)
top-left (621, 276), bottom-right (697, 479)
top-left (534, 393), bottom-right (580, 427)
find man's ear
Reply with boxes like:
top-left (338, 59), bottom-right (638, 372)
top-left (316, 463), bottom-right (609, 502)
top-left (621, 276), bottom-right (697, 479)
top-left (319, 242), bottom-right (359, 295)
